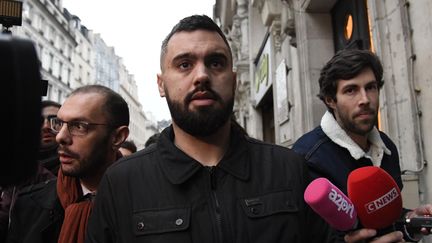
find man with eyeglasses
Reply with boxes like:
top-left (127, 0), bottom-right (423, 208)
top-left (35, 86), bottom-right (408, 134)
top-left (39, 100), bottom-right (62, 175)
top-left (6, 85), bottom-right (130, 243)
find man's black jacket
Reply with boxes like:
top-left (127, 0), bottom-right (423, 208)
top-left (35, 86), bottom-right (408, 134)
top-left (6, 179), bottom-right (64, 243)
top-left (86, 126), bottom-right (334, 243)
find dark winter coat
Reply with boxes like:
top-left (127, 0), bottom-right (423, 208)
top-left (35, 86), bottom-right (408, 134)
top-left (6, 179), bottom-right (64, 243)
top-left (293, 126), bottom-right (405, 241)
top-left (292, 126), bottom-right (403, 194)
top-left (86, 125), bottom-right (334, 243)
top-left (1, 166), bottom-right (55, 242)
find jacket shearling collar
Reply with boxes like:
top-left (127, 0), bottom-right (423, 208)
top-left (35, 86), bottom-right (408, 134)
top-left (321, 111), bottom-right (391, 166)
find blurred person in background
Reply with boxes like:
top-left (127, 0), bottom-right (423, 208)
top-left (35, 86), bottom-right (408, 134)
top-left (144, 133), bottom-right (160, 148)
top-left (1, 101), bottom-right (61, 241)
top-left (39, 100), bottom-right (62, 175)
top-left (119, 140), bottom-right (137, 156)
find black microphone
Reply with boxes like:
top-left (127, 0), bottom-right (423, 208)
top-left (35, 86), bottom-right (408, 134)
top-left (401, 215), bottom-right (432, 241)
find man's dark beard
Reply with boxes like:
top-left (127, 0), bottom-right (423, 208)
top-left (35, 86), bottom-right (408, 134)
top-left (166, 86), bottom-right (234, 137)
top-left (61, 131), bottom-right (112, 178)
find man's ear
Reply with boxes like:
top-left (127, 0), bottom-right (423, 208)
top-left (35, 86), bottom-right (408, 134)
top-left (324, 96), bottom-right (336, 110)
top-left (111, 126), bottom-right (129, 150)
top-left (157, 74), bottom-right (166, 97)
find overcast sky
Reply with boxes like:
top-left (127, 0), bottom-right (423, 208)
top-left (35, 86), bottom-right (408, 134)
top-left (62, 0), bottom-right (215, 121)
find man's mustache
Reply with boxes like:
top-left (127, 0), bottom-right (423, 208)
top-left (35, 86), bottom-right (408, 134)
top-left (58, 146), bottom-right (79, 159)
top-left (184, 85), bottom-right (222, 104)
top-left (354, 108), bottom-right (376, 118)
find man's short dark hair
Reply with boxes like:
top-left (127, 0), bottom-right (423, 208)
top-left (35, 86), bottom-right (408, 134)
top-left (70, 85), bottom-right (129, 127)
top-left (120, 140), bottom-right (137, 153)
top-left (160, 15), bottom-right (232, 70)
top-left (145, 133), bottom-right (160, 148)
top-left (318, 49), bottom-right (384, 111)
top-left (41, 100), bottom-right (61, 109)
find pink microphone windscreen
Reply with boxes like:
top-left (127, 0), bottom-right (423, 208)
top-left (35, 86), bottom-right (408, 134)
top-left (304, 177), bottom-right (357, 231)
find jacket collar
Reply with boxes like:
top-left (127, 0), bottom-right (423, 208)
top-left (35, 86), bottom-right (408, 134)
top-left (321, 111), bottom-right (391, 166)
top-left (27, 179), bottom-right (64, 239)
top-left (157, 125), bottom-right (250, 185)
top-left (29, 179), bottom-right (61, 210)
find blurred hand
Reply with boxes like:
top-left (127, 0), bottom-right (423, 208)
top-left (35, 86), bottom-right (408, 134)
top-left (405, 204), bottom-right (432, 235)
top-left (344, 229), bottom-right (404, 243)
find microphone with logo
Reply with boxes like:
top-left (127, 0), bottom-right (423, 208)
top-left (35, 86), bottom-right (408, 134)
top-left (347, 166), bottom-right (403, 230)
top-left (304, 177), bottom-right (358, 231)
top-left (348, 166), bottom-right (432, 240)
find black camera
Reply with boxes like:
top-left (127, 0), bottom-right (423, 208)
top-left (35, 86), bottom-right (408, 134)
top-left (0, 34), bottom-right (43, 186)
top-left (404, 216), bottom-right (432, 239)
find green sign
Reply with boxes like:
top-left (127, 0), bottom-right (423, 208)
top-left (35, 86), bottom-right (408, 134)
top-left (255, 53), bottom-right (268, 93)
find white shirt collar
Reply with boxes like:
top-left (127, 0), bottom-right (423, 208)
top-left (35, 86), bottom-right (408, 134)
top-left (80, 182), bottom-right (96, 196)
top-left (320, 111), bottom-right (391, 166)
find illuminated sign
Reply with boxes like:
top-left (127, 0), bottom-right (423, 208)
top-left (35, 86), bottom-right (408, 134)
top-left (0, 0), bottom-right (23, 27)
top-left (253, 36), bottom-right (272, 107)
top-left (255, 53), bottom-right (268, 93)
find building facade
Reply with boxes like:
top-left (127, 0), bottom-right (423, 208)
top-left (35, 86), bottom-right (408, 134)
top-left (65, 12), bottom-right (94, 89)
top-left (13, 0), bottom-right (76, 103)
top-left (2, 0), bottom-right (153, 150)
top-left (118, 58), bottom-right (147, 149)
top-left (93, 33), bottom-right (119, 92)
top-left (214, 0), bottom-right (432, 228)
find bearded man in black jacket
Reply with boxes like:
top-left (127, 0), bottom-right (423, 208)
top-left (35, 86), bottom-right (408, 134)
top-left (86, 15), bottom-right (335, 243)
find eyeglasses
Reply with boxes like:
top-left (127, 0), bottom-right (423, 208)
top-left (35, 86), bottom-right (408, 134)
top-left (50, 117), bottom-right (110, 136)
top-left (41, 114), bottom-right (57, 124)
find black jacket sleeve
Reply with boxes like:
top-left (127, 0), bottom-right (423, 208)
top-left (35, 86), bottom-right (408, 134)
top-left (86, 174), bottom-right (117, 243)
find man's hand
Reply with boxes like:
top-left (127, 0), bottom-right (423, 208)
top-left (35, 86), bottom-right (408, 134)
top-left (405, 204), bottom-right (432, 235)
top-left (407, 204), bottom-right (432, 218)
top-left (344, 229), bottom-right (404, 243)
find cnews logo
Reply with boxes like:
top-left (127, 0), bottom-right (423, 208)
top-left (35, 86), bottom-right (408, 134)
top-left (365, 187), bottom-right (399, 213)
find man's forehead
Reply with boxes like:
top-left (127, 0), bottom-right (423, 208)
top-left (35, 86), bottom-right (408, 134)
top-left (337, 68), bottom-right (377, 84)
top-left (59, 93), bottom-right (104, 117)
top-left (166, 30), bottom-right (229, 54)
top-left (42, 106), bottom-right (59, 115)
top-left (43, 105), bottom-right (59, 111)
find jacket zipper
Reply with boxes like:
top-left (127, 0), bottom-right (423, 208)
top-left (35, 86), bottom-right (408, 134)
top-left (209, 167), bottom-right (224, 243)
